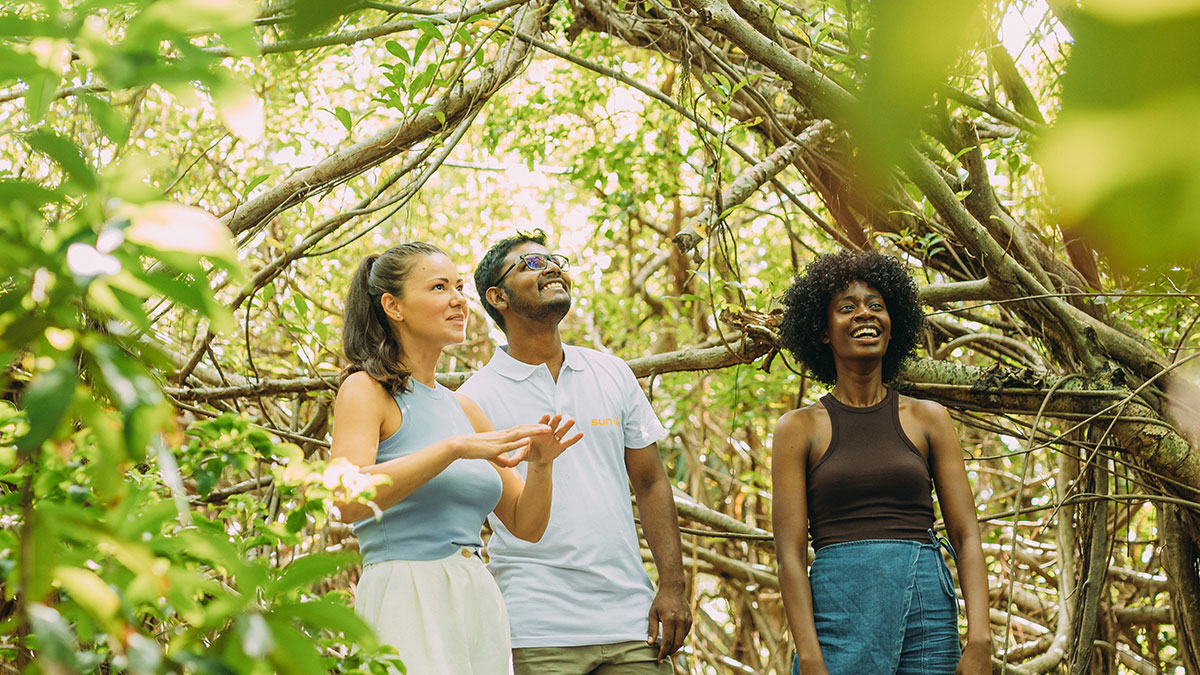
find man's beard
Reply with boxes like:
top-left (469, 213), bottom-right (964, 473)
top-left (508, 290), bottom-right (571, 325)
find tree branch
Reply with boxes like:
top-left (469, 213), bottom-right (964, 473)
top-left (223, 0), bottom-right (551, 237)
top-left (919, 278), bottom-right (998, 305)
top-left (204, 0), bottom-right (533, 58)
top-left (673, 121), bottom-right (832, 254)
top-left (901, 359), bottom-right (1200, 492)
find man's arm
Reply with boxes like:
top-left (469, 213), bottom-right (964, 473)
top-left (626, 443), bottom-right (692, 662)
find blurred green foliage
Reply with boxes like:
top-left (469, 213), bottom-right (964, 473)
top-left (851, 0), bottom-right (985, 178)
top-left (0, 1), bottom-right (402, 672)
top-left (3, 0), bottom-right (1199, 670)
top-left (1041, 1), bottom-right (1200, 271)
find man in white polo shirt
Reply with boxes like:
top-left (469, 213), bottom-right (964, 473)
top-left (459, 230), bottom-right (691, 674)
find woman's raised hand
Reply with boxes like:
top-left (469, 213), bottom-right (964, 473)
top-left (450, 424), bottom-right (551, 467)
top-left (521, 414), bottom-right (584, 465)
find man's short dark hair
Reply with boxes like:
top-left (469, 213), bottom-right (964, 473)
top-left (779, 250), bottom-right (924, 385)
top-left (474, 229), bottom-right (548, 332)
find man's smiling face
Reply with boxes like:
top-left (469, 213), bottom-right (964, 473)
top-left (494, 242), bottom-right (572, 326)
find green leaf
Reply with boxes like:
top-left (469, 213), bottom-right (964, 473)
top-left (385, 40), bottom-right (411, 64)
top-left (273, 599), bottom-right (377, 647)
top-left (1040, 7), bottom-right (1200, 271)
top-left (172, 651), bottom-right (238, 675)
top-left (55, 566), bottom-right (121, 626)
top-left (851, 0), bottom-right (984, 175)
top-left (266, 618), bottom-right (327, 675)
top-left (177, 526), bottom-right (244, 574)
top-left (333, 106), bottom-right (353, 132)
top-left (24, 73), bottom-right (60, 124)
top-left (234, 559), bottom-right (271, 596)
top-left (125, 405), bottom-right (169, 463)
top-left (16, 359), bottom-right (76, 452)
top-left (81, 93), bottom-right (130, 146)
top-left (280, 0), bottom-right (353, 37)
top-left (193, 461), bottom-right (221, 497)
top-left (386, 63), bottom-right (407, 89)
top-left (132, 266), bottom-right (221, 319)
top-left (243, 173), bottom-right (270, 198)
top-left (286, 508), bottom-right (309, 533)
top-left (26, 604), bottom-right (80, 669)
top-left (414, 20), bottom-right (442, 42)
top-left (78, 403), bottom-right (127, 501)
top-left (413, 32), bottom-right (433, 63)
top-left (25, 130), bottom-right (97, 190)
top-left (267, 552), bottom-right (356, 596)
top-left (85, 340), bottom-right (164, 414)
top-left (0, 177), bottom-right (62, 208)
top-left (409, 63), bottom-right (438, 97)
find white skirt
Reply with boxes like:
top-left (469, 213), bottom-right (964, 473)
top-left (355, 549), bottom-right (513, 675)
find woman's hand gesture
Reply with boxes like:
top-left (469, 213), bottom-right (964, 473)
top-left (520, 414), bottom-right (584, 465)
top-left (449, 424), bottom-right (551, 467)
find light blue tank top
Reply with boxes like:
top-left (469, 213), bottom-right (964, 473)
top-left (354, 379), bottom-right (504, 564)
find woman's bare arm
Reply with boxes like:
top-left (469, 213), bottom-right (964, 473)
top-left (773, 408), bottom-right (829, 675)
top-left (329, 372), bottom-right (547, 522)
top-left (920, 399), bottom-right (992, 674)
top-left (457, 394), bottom-right (580, 542)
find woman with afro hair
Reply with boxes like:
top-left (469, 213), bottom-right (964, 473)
top-left (772, 251), bottom-right (991, 674)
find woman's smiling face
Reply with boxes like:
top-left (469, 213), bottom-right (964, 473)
top-left (823, 280), bottom-right (892, 362)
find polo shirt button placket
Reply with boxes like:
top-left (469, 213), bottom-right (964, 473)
top-left (554, 370), bottom-right (565, 416)
top-left (547, 369), bottom-right (560, 415)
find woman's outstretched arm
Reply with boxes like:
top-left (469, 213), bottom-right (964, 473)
top-left (773, 409), bottom-right (829, 675)
top-left (457, 393), bottom-right (582, 542)
top-left (330, 372), bottom-right (549, 523)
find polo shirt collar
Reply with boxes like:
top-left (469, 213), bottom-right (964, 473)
top-left (489, 344), bottom-right (585, 381)
top-left (561, 345), bottom-right (586, 372)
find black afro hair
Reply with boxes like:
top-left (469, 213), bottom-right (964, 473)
top-left (779, 250), bottom-right (924, 385)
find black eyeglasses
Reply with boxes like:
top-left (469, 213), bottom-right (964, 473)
top-left (492, 253), bottom-right (569, 287)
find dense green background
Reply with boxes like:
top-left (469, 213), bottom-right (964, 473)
top-left (3, 0), bottom-right (1200, 672)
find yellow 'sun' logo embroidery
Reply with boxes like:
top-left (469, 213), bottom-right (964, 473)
top-left (591, 417), bottom-right (619, 427)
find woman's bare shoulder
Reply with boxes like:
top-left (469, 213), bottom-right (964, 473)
top-left (897, 394), bottom-right (951, 423)
top-left (336, 371), bottom-right (392, 408)
top-left (775, 401), bottom-right (829, 443)
top-left (778, 401), bottom-right (828, 425)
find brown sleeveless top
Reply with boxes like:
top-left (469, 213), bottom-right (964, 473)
top-left (806, 389), bottom-right (936, 551)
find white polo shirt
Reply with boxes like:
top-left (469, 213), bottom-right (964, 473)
top-left (458, 344), bottom-right (668, 648)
